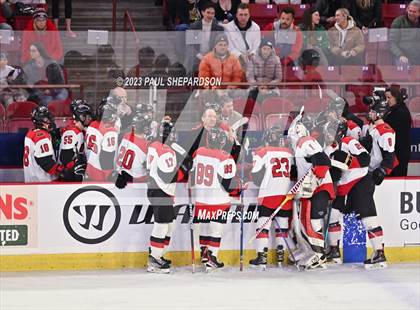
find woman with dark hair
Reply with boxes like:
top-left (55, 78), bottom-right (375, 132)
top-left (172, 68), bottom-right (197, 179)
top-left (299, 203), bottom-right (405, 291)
top-left (39, 62), bottom-right (69, 106)
top-left (384, 85), bottom-right (412, 176)
top-left (349, 0), bottom-right (382, 32)
top-left (215, 0), bottom-right (241, 24)
top-left (299, 7), bottom-right (330, 65)
top-left (23, 42), bottom-right (53, 85)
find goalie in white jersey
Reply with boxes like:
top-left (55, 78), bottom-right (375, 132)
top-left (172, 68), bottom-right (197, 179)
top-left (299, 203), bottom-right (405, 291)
top-left (58, 99), bottom-right (92, 181)
top-left (115, 105), bottom-right (152, 188)
top-left (287, 111), bottom-right (335, 269)
top-left (323, 119), bottom-right (387, 268)
top-left (24, 106), bottom-right (81, 182)
top-left (249, 126), bottom-right (296, 270)
top-left (192, 128), bottom-right (239, 271)
top-left (85, 97), bottom-right (119, 181)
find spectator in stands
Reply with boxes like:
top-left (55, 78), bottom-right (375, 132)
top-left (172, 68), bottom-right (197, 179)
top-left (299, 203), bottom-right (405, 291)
top-left (349, 0), bottom-right (382, 32)
top-left (150, 54), bottom-right (171, 87)
top-left (0, 88), bottom-right (13, 107)
top-left (224, 3), bottom-right (261, 67)
top-left (23, 42), bottom-right (53, 85)
top-left (0, 53), bottom-right (15, 84)
top-left (39, 62), bottom-right (69, 106)
top-left (127, 46), bottom-right (156, 78)
top-left (384, 85), bottom-right (412, 177)
top-left (246, 38), bottom-right (282, 98)
top-left (299, 7), bottom-right (329, 66)
top-left (199, 33), bottom-right (243, 89)
top-left (185, 2), bottom-right (224, 75)
top-left (328, 8), bottom-right (365, 65)
top-left (52, 0), bottom-right (76, 37)
top-left (167, 0), bottom-right (200, 30)
top-left (264, 7), bottom-right (303, 66)
top-left (220, 94), bottom-right (243, 127)
top-left (13, 89), bottom-right (30, 103)
top-left (315, 0), bottom-right (349, 27)
top-left (21, 8), bottom-right (63, 63)
top-left (389, 1), bottom-right (420, 66)
top-left (109, 86), bottom-right (134, 132)
top-left (214, 0), bottom-right (240, 24)
top-left (0, 0), bottom-right (12, 30)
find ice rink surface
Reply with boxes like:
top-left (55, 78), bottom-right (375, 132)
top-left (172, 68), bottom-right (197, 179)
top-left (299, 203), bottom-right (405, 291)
top-left (1, 263), bottom-right (419, 310)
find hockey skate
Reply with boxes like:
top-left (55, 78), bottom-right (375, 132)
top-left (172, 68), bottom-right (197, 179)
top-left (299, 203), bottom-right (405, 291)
top-left (205, 251), bottom-right (224, 272)
top-left (298, 252), bottom-right (327, 270)
top-left (200, 246), bottom-right (209, 264)
top-left (276, 245), bottom-right (284, 268)
top-left (288, 247), bottom-right (306, 264)
top-left (147, 255), bottom-right (170, 274)
top-left (325, 246), bottom-right (342, 264)
top-left (364, 248), bottom-right (387, 270)
top-left (249, 248), bottom-right (268, 271)
top-left (161, 256), bottom-right (172, 266)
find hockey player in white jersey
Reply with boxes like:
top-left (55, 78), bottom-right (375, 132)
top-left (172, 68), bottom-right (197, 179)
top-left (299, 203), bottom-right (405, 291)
top-left (287, 110), bottom-right (335, 269)
top-left (58, 99), bottom-right (92, 181)
top-left (85, 97), bottom-right (119, 181)
top-left (249, 126), bottom-right (296, 270)
top-left (146, 120), bottom-right (182, 273)
top-left (323, 120), bottom-right (383, 268)
top-left (24, 106), bottom-right (80, 182)
top-left (192, 128), bottom-right (239, 271)
top-left (115, 106), bottom-right (152, 188)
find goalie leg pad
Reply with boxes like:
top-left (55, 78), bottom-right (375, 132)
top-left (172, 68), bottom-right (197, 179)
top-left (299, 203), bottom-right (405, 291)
top-left (300, 199), bottom-right (325, 254)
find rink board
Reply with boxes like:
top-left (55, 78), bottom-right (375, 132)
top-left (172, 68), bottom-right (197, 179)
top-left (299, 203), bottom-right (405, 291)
top-left (1, 179), bottom-right (419, 271)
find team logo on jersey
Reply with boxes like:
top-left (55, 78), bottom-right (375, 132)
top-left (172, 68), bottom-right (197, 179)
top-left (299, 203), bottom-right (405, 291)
top-left (63, 186), bottom-right (121, 244)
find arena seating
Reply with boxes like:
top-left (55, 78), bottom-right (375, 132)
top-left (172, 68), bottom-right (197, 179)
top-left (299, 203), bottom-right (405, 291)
top-left (5, 101), bottom-right (37, 133)
top-left (0, 104), bottom-right (5, 133)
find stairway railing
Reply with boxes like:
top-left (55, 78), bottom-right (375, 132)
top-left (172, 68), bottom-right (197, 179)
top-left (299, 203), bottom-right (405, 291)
top-left (123, 9), bottom-right (141, 73)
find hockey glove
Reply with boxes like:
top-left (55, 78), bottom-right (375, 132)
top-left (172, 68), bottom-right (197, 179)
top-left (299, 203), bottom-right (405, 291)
top-left (115, 171), bottom-right (132, 189)
top-left (74, 153), bottom-right (87, 176)
top-left (332, 150), bottom-right (352, 167)
top-left (372, 167), bottom-right (387, 185)
top-left (330, 167), bottom-right (342, 183)
top-left (290, 164), bottom-right (298, 181)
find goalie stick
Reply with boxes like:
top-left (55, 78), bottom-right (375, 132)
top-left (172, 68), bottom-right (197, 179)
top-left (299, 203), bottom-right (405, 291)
top-left (247, 168), bottom-right (312, 244)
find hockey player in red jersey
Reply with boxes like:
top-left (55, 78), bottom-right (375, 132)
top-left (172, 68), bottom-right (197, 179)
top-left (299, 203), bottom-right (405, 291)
top-left (58, 99), bottom-right (92, 181)
top-left (287, 111), bottom-right (335, 269)
top-left (249, 126), bottom-right (296, 270)
top-left (146, 120), bottom-right (180, 273)
top-left (85, 97), bottom-right (119, 181)
top-left (323, 120), bottom-right (376, 266)
top-left (115, 105), bottom-right (153, 188)
top-left (192, 128), bottom-right (238, 271)
top-left (24, 106), bottom-right (80, 182)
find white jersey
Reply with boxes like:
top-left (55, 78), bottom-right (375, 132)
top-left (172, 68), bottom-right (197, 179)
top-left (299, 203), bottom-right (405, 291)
top-left (23, 129), bottom-right (56, 182)
top-left (347, 120), bottom-right (361, 140)
top-left (116, 132), bottom-right (148, 180)
top-left (147, 141), bottom-right (177, 196)
top-left (192, 147), bottom-right (236, 205)
top-left (252, 146), bottom-right (294, 200)
top-left (59, 123), bottom-right (84, 161)
top-left (325, 137), bottom-right (369, 196)
top-left (368, 122), bottom-right (396, 172)
top-left (85, 120), bottom-right (118, 181)
top-left (295, 136), bottom-right (334, 199)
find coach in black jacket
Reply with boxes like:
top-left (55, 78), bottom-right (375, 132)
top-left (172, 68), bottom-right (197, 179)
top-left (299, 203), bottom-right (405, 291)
top-left (384, 86), bottom-right (412, 176)
top-left (185, 2), bottom-right (224, 75)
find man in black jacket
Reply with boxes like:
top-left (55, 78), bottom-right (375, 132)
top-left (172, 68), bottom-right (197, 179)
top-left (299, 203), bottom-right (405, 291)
top-left (185, 2), bottom-right (224, 75)
top-left (384, 86), bottom-right (412, 176)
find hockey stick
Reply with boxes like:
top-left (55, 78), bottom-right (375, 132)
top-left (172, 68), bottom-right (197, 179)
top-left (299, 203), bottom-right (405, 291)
top-left (247, 168), bottom-right (311, 244)
top-left (187, 179), bottom-right (196, 273)
top-left (239, 154), bottom-right (245, 272)
top-left (273, 218), bottom-right (301, 271)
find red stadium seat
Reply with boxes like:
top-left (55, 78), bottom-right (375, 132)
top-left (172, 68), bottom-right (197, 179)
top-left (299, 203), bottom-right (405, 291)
top-left (341, 66), bottom-right (375, 111)
top-left (6, 101), bottom-right (38, 118)
top-left (261, 97), bottom-right (294, 130)
top-left (265, 114), bottom-right (292, 131)
top-left (54, 117), bottom-right (74, 129)
top-left (376, 65), bottom-right (411, 83)
top-left (0, 104), bottom-right (5, 132)
top-left (232, 97), bottom-right (258, 118)
top-left (365, 41), bottom-right (392, 65)
top-left (408, 97), bottom-right (420, 113)
top-left (249, 3), bottom-right (278, 29)
top-left (303, 66), bottom-right (341, 95)
top-left (382, 3), bottom-right (407, 28)
top-left (283, 66), bottom-right (304, 82)
top-left (248, 114), bottom-right (261, 131)
top-left (48, 99), bottom-right (72, 117)
top-left (6, 118), bottom-right (33, 133)
top-left (409, 66), bottom-right (420, 96)
top-left (303, 97), bottom-right (330, 113)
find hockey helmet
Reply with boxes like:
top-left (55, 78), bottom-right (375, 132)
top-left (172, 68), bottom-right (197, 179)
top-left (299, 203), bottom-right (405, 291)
top-left (70, 99), bottom-right (88, 114)
top-left (97, 97), bottom-right (118, 123)
top-left (158, 120), bottom-right (177, 144)
top-left (207, 127), bottom-right (227, 149)
top-left (135, 103), bottom-right (154, 118)
top-left (368, 100), bottom-right (389, 121)
top-left (263, 126), bottom-right (285, 147)
top-left (301, 114), bottom-right (315, 133)
top-left (299, 48), bottom-right (320, 67)
top-left (73, 102), bottom-right (92, 127)
top-left (132, 113), bottom-right (152, 136)
top-left (31, 106), bottom-right (54, 131)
